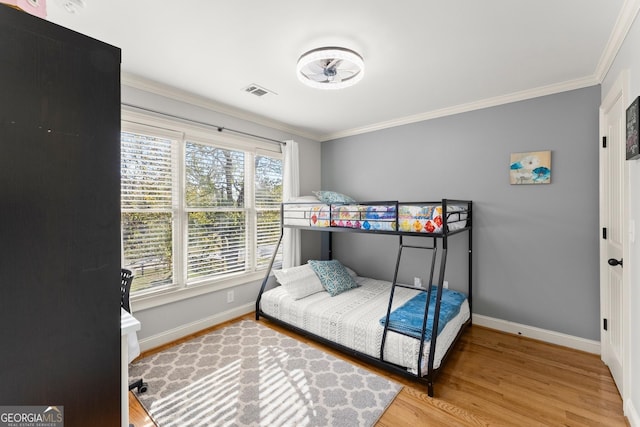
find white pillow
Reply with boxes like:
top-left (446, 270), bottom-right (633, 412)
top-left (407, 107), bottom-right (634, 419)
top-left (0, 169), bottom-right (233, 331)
top-left (286, 195), bottom-right (320, 203)
top-left (273, 264), bottom-right (325, 300)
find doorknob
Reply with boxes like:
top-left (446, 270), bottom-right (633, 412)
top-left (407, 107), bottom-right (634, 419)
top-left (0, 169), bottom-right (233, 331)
top-left (608, 258), bottom-right (623, 267)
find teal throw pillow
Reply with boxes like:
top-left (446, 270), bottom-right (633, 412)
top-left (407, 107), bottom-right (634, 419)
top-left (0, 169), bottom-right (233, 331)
top-left (312, 191), bottom-right (356, 204)
top-left (309, 260), bottom-right (358, 297)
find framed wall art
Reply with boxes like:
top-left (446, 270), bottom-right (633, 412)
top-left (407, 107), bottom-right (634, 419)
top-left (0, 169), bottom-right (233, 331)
top-left (510, 150), bottom-right (551, 185)
top-left (626, 96), bottom-right (640, 160)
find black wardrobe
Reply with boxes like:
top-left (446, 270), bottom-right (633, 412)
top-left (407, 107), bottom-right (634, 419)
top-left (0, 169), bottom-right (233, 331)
top-left (0, 6), bottom-right (121, 426)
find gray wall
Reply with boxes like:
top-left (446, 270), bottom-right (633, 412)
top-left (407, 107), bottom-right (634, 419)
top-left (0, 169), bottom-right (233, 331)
top-left (321, 86), bottom-right (601, 340)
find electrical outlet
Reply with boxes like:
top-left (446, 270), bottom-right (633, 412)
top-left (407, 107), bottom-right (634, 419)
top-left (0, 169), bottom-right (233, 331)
top-left (443, 280), bottom-right (449, 289)
top-left (414, 277), bottom-right (422, 287)
top-left (226, 290), bottom-right (234, 303)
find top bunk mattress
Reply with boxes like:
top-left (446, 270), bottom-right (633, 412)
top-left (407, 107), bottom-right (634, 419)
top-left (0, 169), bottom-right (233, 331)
top-left (260, 276), bottom-right (470, 373)
top-left (282, 200), bottom-right (469, 234)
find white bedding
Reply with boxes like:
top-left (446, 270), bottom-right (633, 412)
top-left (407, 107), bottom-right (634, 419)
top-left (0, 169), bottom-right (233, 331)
top-left (260, 276), bottom-right (470, 372)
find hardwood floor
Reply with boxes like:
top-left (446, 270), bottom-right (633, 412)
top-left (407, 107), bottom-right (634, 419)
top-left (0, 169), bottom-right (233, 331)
top-left (129, 314), bottom-right (628, 426)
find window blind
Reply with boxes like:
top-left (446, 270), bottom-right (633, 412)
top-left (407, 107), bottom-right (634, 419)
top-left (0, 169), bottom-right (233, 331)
top-left (121, 132), bottom-right (175, 291)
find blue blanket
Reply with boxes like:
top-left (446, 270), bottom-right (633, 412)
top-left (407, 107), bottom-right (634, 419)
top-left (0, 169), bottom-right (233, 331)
top-left (380, 287), bottom-right (467, 340)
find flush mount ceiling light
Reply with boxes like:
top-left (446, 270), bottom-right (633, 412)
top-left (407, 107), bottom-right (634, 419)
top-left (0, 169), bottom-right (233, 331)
top-left (296, 47), bottom-right (364, 90)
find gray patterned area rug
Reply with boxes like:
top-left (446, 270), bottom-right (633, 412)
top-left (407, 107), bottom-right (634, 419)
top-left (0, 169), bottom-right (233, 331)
top-left (130, 320), bottom-right (402, 427)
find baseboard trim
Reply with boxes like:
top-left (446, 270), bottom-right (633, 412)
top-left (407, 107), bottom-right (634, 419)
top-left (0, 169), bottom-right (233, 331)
top-left (473, 314), bottom-right (601, 354)
top-left (138, 302), bottom-right (255, 352)
top-left (626, 398), bottom-right (639, 427)
top-left (139, 309), bottom-right (602, 355)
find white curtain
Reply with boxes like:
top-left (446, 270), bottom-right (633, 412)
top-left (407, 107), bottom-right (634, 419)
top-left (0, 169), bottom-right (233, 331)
top-left (282, 140), bottom-right (301, 267)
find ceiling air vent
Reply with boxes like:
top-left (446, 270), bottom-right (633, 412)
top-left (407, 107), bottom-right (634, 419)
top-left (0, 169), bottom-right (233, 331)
top-left (243, 84), bottom-right (276, 97)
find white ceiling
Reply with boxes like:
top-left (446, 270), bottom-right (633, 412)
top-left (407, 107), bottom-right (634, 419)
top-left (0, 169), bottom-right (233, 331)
top-left (46, 1), bottom-right (628, 141)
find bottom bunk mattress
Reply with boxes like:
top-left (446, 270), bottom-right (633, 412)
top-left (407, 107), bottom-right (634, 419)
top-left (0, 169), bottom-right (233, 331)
top-left (260, 276), bottom-right (470, 373)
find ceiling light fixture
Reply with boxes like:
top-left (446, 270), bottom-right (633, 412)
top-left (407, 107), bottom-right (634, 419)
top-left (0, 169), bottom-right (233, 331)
top-left (296, 47), bottom-right (364, 90)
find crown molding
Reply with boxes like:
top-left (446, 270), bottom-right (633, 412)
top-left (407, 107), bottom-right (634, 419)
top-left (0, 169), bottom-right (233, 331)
top-left (320, 75), bottom-right (599, 141)
top-left (121, 72), bottom-right (323, 142)
top-left (122, 70), bottom-right (601, 144)
top-left (122, 0), bottom-right (636, 146)
top-left (594, 0), bottom-right (640, 83)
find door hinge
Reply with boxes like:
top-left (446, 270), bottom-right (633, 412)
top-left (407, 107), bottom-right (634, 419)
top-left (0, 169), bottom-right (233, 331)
top-left (603, 318), bottom-right (608, 331)
top-left (602, 136), bottom-right (607, 148)
top-left (603, 227), bottom-right (607, 239)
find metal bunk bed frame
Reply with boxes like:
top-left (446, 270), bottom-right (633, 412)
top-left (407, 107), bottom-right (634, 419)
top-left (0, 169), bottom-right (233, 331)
top-left (255, 198), bottom-right (472, 397)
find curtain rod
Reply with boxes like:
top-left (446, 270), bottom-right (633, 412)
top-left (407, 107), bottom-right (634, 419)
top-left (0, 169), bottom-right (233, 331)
top-left (121, 103), bottom-right (286, 146)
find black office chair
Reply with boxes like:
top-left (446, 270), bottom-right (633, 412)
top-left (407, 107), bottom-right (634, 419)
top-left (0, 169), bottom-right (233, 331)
top-left (121, 268), bottom-right (148, 394)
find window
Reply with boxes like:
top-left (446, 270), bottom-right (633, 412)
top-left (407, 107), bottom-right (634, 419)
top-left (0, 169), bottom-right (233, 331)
top-left (255, 154), bottom-right (285, 269)
top-left (121, 113), bottom-right (283, 298)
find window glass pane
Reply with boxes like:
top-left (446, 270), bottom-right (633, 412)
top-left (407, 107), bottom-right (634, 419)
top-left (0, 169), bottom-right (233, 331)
top-left (121, 129), bottom-right (175, 293)
top-left (257, 210), bottom-right (282, 269)
top-left (255, 154), bottom-right (283, 268)
top-left (187, 211), bottom-right (246, 280)
top-left (255, 155), bottom-right (283, 208)
top-left (122, 212), bottom-right (173, 292)
top-left (185, 142), bottom-right (245, 208)
top-left (121, 132), bottom-right (173, 209)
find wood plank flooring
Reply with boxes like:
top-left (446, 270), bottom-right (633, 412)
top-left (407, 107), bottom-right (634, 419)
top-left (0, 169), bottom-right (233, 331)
top-left (129, 314), bottom-right (628, 426)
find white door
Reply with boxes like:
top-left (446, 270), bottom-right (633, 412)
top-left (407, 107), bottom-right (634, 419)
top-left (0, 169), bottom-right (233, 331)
top-left (600, 71), bottom-right (628, 396)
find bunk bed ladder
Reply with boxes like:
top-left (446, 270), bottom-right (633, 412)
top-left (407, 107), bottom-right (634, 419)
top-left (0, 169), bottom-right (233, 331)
top-left (424, 245), bottom-right (448, 396)
top-left (379, 235), bottom-right (439, 384)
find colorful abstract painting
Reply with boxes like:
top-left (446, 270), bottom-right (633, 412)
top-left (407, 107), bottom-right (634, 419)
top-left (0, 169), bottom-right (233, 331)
top-left (510, 151), bottom-right (551, 184)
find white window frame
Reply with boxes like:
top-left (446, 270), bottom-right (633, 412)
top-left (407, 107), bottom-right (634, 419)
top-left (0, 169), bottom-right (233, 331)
top-left (121, 108), bottom-right (282, 311)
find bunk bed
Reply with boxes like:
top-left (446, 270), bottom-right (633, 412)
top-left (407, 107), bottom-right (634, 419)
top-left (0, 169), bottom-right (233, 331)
top-left (256, 197), bottom-right (472, 397)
